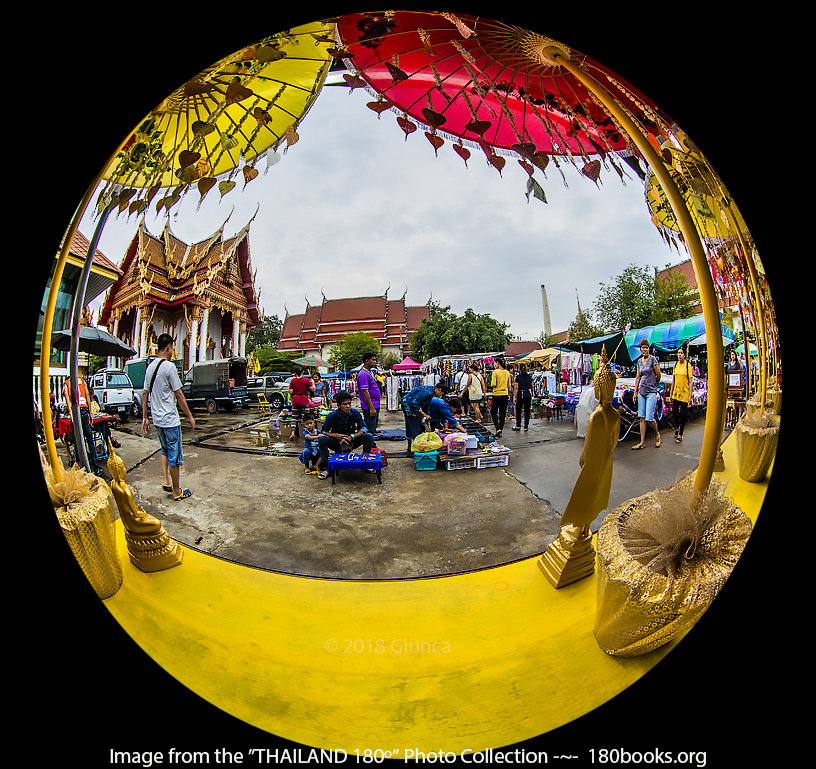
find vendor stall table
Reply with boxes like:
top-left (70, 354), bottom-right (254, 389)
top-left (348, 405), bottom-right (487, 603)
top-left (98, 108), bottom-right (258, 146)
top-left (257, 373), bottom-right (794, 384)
top-left (328, 453), bottom-right (383, 484)
top-left (438, 448), bottom-right (511, 471)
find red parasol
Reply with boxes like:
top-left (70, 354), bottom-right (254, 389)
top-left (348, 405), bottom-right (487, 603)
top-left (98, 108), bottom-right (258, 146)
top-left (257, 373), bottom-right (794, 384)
top-left (336, 11), bottom-right (674, 172)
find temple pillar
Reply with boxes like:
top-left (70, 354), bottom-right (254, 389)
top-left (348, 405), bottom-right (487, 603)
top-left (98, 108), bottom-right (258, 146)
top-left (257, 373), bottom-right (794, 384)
top-left (199, 308), bottom-right (209, 362)
top-left (233, 316), bottom-right (240, 358)
top-left (188, 317), bottom-right (198, 365)
top-left (132, 307), bottom-right (141, 359)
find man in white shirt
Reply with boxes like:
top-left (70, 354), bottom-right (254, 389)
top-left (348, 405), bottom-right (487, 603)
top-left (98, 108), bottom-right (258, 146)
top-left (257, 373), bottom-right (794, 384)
top-left (141, 334), bottom-right (195, 500)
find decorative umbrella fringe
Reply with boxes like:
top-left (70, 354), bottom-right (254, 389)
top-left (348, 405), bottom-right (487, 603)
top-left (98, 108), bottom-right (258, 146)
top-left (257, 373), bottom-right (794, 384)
top-left (341, 56), bottom-right (642, 166)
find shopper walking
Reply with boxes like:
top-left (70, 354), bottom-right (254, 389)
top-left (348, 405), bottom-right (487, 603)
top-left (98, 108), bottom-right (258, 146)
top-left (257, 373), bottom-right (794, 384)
top-left (671, 346), bottom-right (691, 443)
top-left (141, 334), bottom-right (195, 499)
top-left (511, 363), bottom-right (533, 431)
top-left (489, 357), bottom-right (513, 438)
top-left (631, 339), bottom-right (661, 449)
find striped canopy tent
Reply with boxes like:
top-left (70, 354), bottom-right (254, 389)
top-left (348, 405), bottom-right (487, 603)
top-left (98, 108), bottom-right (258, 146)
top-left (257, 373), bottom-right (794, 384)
top-left (556, 332), bottom-right (633, 366)
top-left (624, 314), bottom-right (734, 360)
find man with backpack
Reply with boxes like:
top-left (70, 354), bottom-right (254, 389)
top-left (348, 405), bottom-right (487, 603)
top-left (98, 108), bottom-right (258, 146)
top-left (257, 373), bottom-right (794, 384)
top-left (141, 334), bottom-right (195, 500)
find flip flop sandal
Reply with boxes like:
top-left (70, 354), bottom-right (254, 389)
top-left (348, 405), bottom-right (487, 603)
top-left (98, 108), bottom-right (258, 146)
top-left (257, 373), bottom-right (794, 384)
top-left (162, 484), bottom-right (173, 493)
top-left (631, 444), bottom-right (646, 450)
top-left (676, 436), bottom-right (683, 443)
top-left (655, 437), bottom-right (661, 448)
top-left (317, 471), bottom-right (329, 480)
top-left (173, 488), bottom-right (192, 500)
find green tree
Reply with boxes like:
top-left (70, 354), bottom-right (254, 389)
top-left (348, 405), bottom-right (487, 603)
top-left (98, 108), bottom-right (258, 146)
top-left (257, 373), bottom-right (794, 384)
top-left (592, 264), bottom-right (655, 332)
top-left (536, 331), bottom-right (560, 349)
top-left (567, 309), bottom-right (602, 342)
top-left (329, 331), bottom-right (382, 372)
top-left (245, 314), bottom-right (283, 354)
top-left (253, 347), bottom-right (299, 374)
top-left (650, 268), bottom-right (698, 325)
top-left (87, 355), bottom-right (107, 375)
top-left (412, 303), bottom-right (511, 359)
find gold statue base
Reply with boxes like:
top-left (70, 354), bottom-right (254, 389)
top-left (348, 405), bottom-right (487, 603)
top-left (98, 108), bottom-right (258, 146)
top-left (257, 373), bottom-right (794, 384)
top-left (538, 524), bottom-right (596, 589)
top-left (123, 529), bottom-right (184, 572)
top-left (107, 440), bottom-right (184, 573)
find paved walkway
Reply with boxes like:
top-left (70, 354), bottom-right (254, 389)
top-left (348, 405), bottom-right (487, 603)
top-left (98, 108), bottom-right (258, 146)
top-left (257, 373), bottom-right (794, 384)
top-left (82, 400), bottom-right (710, 579)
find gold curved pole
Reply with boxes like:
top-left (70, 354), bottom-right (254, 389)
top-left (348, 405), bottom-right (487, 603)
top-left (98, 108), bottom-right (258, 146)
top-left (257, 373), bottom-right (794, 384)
top-left (40, 134), bottom-right (135, 480)
top-left (543, 47), bottom-right (724, 501)
top-left (724, 208), bottom-right (768, 414)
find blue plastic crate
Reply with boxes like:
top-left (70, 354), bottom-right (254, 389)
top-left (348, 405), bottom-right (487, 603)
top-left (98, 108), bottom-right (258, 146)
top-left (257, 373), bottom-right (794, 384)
top-left (414, 450), bottom-right (439, 471)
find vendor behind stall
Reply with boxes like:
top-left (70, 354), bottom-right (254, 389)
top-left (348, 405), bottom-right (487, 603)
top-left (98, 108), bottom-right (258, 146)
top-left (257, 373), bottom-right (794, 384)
top-left (402, 383), bottom-right (450, 442)
top-left (428, 396), bottom-right (468, 434)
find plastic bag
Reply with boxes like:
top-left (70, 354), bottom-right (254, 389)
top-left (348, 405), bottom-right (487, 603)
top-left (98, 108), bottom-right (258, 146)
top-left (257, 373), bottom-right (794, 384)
top-left (411, 432), bottom-right (444, 453)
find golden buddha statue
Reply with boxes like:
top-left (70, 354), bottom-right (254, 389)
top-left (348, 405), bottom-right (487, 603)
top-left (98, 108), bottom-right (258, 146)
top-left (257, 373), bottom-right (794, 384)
top-left (539, 346), bottom-right (619, 588)
top-left (106, 440), bottom-right (183, 572)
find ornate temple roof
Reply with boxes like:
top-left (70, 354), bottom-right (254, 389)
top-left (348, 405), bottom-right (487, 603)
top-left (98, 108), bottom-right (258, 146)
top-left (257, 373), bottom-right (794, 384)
top-left (98, 213), bottom-right (262, 328)
top-left (279, 293), bottom-right (429, 357)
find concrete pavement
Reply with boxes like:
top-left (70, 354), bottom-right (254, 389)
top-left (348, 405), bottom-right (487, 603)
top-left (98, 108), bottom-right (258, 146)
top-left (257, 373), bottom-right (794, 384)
top-left (73, 399), bottom-right (710, 580)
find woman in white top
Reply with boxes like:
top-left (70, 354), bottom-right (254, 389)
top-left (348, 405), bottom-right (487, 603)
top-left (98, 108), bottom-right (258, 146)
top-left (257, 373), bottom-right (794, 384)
top-left (459, 364), bottom-right (485, 423)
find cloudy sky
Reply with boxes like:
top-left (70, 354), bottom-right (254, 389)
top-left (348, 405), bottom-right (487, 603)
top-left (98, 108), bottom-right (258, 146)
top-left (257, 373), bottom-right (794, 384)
top-left (78, 55), bottom-right (677, 345)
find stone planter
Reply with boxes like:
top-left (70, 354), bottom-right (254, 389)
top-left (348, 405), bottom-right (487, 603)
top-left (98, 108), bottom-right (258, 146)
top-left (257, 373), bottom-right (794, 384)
top-left (595, 473), bottom-right (752, 657)
top-left (735, 413), bottom-right (779, 483)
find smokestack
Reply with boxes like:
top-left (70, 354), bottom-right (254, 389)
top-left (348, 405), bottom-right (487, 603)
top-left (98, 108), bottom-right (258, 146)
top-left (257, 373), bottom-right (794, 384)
top-left (541, 284), bottom-right (552, 337)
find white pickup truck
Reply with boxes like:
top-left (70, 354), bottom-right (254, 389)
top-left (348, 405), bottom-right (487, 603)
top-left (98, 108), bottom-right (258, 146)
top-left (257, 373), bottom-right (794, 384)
top-left (89, 369), bottom-right (135, 423)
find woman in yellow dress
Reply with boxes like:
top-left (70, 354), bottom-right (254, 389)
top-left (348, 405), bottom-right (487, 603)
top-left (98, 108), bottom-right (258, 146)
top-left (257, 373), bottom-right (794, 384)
top-left (671, 346), bottom-right (692, 443)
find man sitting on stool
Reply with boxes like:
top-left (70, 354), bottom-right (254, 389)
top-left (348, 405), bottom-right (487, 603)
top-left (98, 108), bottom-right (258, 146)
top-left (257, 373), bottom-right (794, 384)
top-left (316, 390), bottom-right (374, 480)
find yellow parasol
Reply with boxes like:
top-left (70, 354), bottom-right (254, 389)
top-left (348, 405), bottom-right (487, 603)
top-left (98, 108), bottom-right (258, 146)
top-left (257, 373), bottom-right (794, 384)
top-left (41, 21), bottom-right (335, 478)
top-left (98, 21), bottom-right (335, 215)
top-left (645, 141), bottom-right (750, 246)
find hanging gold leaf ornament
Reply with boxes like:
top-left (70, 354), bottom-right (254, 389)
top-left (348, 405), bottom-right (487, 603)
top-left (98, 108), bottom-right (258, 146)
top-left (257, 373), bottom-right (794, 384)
top-left (225, 79), bottom-right (254, 105)
top-left (422, 108), bottom-right (446, 129)
top-left (425, 132), bottom-right (444, 156)
top-left (265, 150), bottom-right (281, 174)
top-left (397, 116), bottom-right (417, 140)
top-left (284, 125), bottom-right (299, 154)
top-left (198, 177), bottom-right (217, 198)
top-left (454, 143), bottom-right (471, 167)
top-left (343, 73), bottom-right (366, 91)
top-left (218, 180), bottom-right (236, 199)
top-left (385, 61), bottom-right (409, 85)
top-left (489, 154), bottom-right (506, 175)
top-left (220, 133), bottom-right (239, 150)
top-left (178, 150), bottom-right (200, 169)
top-left (242, 165), bottom-right (259, 188)
top-left (518, 159), bottom-right (534, 177)
top-left (582, 159), bottom-right (601, 185)
top-left (367, 100), bottom-right (393, 118)
top-left (253, 107), bottom-right (271, 126)
top-left (191, 120), bottom-right (215, 137)
top-left (465, 120), bottom-right (492, 135)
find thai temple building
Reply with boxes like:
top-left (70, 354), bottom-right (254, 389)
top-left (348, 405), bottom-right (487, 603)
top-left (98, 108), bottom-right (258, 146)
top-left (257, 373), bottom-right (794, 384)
top-left (99, 214), bottom-right (262, 368)
top-left (278, 292), bottom-right (430, 361)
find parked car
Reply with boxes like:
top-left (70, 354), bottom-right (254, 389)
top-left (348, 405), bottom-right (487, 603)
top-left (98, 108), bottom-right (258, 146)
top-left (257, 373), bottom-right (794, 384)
top-left (247, 374), bottom-right (290, 409)
top-left (88, 369), bottom-right (135, 422)
top-left (180, 357), bottom-right (250, 413)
